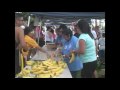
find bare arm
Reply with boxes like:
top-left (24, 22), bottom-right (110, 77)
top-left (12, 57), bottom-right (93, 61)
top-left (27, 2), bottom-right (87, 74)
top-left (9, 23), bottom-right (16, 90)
top-left (36, 46), bottom-right (47, 53)
top-left (95, 40), bottom-right (98, 55)
top-left (36, 46), bottom-right (50, 57)
top-left (73, 39), bottom-right (85, 56)
top-left (18, 28), bottom-right (28, 51)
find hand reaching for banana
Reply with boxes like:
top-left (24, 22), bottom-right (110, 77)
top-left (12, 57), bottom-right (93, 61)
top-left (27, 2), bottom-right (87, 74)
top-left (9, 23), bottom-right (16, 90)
top-left (62, 53), bottom-right (75, 63)
top-left (69, 53), bottom-right (75, 63)
top-left (69, 50), bottom-right (76, 63)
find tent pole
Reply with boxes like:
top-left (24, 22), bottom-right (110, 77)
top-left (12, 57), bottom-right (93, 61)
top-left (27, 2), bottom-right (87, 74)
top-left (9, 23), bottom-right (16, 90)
top-left (27, 16), bottom-right (31, 27)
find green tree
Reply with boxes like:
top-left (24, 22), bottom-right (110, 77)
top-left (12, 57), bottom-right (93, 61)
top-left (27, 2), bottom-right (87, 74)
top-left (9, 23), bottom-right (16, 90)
top-left (22, 12), bottom-right (35, 25)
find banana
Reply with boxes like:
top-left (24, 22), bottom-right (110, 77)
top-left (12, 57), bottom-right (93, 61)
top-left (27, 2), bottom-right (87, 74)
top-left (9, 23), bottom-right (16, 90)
top-left (31, 66), bottom-right (44, 73)
top-left (22, 76), bottom-right (33, 78)
top-left (57, 60), bottom-right (63, 64)
top-left (55, 68), bottom-right (64, 76)
top-left (32, 71), bottom-right (43, 75)
top-left (52, 60), bottom-right (57, 65)
top-left (42, 70), bottom-right (51, 74)
top-left (22, 69), bottom-right (30, 74)
top-left (48, 66), bottom-right (58, 70)
top-left (32, 65), bottom-right (38, 70)
top-left (26, 61), bottom-right (34, 66)
top-left (18, 69), bottom-right (30, 77)
top-left (51, 67), bottom-right (62, 72)
top-left (61, 63), bottom-right (67, 68)
top-left (37, 74), bottom-right (51, 78)
top-left (42, 61), bottom-right (53, 67)
top-left (69, 53), bottom-right (75, 63)
top-left (50, 73), bottom-right (55, 78)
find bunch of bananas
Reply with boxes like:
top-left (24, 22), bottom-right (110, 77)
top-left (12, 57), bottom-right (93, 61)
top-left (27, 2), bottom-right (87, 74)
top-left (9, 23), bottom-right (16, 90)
top-left (17, 69), bottom-right (30, 77)
top-left (31, 59), bottom-right (66, 78)
top-left (17, 59), bottom-right (67, 78)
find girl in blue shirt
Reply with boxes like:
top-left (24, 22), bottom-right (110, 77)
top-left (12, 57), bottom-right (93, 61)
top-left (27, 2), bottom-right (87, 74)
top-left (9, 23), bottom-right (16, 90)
top-left (61, 28), bottom-right (83, 78)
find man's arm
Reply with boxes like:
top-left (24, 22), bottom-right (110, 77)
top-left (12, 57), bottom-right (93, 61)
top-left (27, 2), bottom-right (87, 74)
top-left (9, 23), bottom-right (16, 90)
top-left (18, 27), bottom-right (28, 51)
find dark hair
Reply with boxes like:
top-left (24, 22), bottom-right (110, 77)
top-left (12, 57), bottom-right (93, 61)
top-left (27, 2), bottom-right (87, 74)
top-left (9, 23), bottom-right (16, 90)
top-left (47, 26), bottom-right (52, 31)
top-left (15, 13), bottom-right (23, 20)
top-left (29, 24), bottom-right (35, 30)
top-left (62, 28), bottom-right (73, 38)
top-left (59, 24), bottom-right (67, 30)
top-left (50, 29), bottom-right (54, 34)
top-left (24, 27), bottom-right (34, 35)
top-left (77, 19), bottom-right (94, 39)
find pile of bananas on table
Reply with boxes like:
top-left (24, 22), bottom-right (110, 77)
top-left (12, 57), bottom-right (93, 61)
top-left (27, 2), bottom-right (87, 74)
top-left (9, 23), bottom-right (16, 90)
top-left (17, 59), bottom-right (67, 78)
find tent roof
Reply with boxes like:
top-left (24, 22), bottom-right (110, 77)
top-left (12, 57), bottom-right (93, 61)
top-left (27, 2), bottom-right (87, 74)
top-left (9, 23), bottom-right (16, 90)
top-left (30, 12), bottom-right (105, 25)
top-left (30, 12), bottom-right (105, 19)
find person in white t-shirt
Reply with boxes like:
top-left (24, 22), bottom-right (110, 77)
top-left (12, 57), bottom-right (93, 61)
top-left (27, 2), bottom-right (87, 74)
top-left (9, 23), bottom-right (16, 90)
top-left (98, 33), bottom-right (105, 64)
top-left (45, 26), bottom-right (53, 43)
top-left (91, 29), bottom-right (98, 53)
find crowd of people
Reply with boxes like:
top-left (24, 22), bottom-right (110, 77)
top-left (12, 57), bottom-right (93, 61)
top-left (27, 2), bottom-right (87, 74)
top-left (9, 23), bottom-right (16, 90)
top-left (15, 13), bottom-right (105, 78)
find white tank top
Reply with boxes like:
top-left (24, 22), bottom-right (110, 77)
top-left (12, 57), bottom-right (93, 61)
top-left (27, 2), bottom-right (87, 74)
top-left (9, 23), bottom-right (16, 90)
top-left (45, 31), bottom-right (53, 42)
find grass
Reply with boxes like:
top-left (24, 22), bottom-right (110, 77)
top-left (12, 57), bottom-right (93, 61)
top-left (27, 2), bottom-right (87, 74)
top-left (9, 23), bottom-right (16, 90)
top-left (96, 60), bottom-right (105, 78)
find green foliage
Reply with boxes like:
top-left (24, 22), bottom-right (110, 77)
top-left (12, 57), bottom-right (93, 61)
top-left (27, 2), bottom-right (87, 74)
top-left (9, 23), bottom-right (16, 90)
top-left (21, 12), bottom-right (35, 24)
